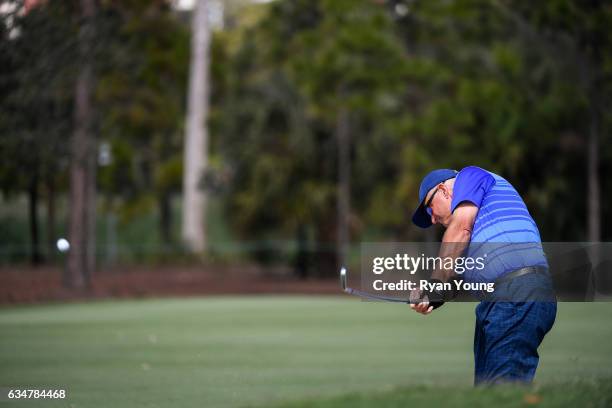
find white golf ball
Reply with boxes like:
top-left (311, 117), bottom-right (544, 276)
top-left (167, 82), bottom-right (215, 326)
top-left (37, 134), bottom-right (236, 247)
top-left (56, 238), bottom-right (70, 253)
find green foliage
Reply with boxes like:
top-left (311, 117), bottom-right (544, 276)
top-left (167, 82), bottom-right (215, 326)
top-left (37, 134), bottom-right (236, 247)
top-left (90, 2), bottom-right (189, 244)
top-left (215, 0), bottom-right (410, 251)
top-left (0, 2), bottom-right (75, 196)
top-left (0, 0), bottom-right (190, 261)
top-left (211, 0), bottom-right (612, 255)
top-left (2, 0), bottom-right (611, 264)
top-left (96, 1), bottom-right (189, 223)
top-left (386, 0), bottom-right (611, 240)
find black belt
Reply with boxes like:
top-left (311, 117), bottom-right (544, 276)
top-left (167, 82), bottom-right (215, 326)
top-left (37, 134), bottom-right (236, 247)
top-left (495, 266), bottom-right (548, 285)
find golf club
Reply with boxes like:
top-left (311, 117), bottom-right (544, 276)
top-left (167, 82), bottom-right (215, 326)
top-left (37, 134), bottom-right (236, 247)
top-left (339, 266), bottom-right (410, 303)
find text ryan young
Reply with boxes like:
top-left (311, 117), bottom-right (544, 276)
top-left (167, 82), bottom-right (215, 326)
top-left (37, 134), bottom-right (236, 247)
top-left (372, 279), bottom-right (495, 293)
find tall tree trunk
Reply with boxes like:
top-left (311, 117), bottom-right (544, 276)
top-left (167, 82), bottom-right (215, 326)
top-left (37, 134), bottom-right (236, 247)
top-left (293, 223), bottom-right (309, 279)
top-left (182, 0), bottom-right (210, 253)
top-left (66, 0), bottom-right (96, 289)
top-left (160, 191), bottom-right (172, 245)
top-left (315, 214), bottom-right (337, 278)
top-left (336, 107), bottom-right (350, 269)
top-left (587, 98), bottom-right (600, 243)
top-left (28, 174), bottom-right (42, 265)
top-left (104, 211), bottom-right (117, 266)
top-left (85, 138), bottom-right (97, 282)
top-left (46, 180), bottom-right (56, 262)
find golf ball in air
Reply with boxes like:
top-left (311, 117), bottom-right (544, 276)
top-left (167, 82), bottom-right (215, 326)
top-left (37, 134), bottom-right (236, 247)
top-left (56, 238), bottom-right (70, 253)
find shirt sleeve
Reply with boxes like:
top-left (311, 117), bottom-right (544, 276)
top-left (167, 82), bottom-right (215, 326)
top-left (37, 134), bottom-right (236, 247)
top-left (451, 166), bottom-right (496, 213)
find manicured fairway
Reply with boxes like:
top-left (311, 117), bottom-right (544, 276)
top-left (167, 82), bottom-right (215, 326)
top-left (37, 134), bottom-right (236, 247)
top-left (277, 381), bottom-right (612, 408)
top-left (0, 298), bottom-right (611, 407)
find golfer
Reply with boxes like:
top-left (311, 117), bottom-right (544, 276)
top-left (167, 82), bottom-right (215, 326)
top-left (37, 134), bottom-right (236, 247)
top-left (409, 166), bottom-right (557, 385)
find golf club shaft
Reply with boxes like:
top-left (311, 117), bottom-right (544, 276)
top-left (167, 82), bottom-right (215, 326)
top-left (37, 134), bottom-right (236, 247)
top-left (344, 287), bottom-right (409, 303)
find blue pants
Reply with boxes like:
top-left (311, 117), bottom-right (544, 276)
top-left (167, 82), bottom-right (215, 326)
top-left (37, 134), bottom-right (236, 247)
top-left (474, 274), bottom-right (557, 385)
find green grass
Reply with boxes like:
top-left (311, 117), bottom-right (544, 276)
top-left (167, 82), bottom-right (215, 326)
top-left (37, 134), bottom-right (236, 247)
top-left (0, 299), bottom-right (611, 407)
top-left (277, 381), bottom-right (612, 408)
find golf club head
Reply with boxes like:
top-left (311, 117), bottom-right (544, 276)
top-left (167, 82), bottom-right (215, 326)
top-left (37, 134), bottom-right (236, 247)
top-left (339, 266), bottom-right (347, 291)
top-left (339, 266), bottom-right (409, 303)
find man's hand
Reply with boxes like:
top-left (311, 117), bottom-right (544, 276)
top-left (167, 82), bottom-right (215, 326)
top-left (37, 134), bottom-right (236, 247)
top-left (409, 288), bottom-right (434, 315)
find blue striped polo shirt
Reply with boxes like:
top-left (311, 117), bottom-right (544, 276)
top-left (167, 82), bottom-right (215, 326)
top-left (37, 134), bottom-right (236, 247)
top-left (450, 166), bottom-right (547, 283)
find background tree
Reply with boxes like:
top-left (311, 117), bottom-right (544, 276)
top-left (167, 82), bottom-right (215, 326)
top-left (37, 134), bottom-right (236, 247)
top-left (389, 0), bottom-right (611, 241)
top-left (214, 0), bottom-right (409, 275)
top-left (97, 0), bottom-right (189, 248)
top-left (1, 0), bottom-right (610, 272)
top-left (490, 0), bottom-right (612, 241)
top-left (66, 0), bottom-right (97, 288)
top-left (0, 1), bottom-right (75, 265)
top-left (182, 0), bottom-right (212, 253)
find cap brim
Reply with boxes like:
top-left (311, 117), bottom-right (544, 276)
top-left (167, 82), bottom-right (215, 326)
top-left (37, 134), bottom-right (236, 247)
top-left (411, 204), bottom-right (433, 228)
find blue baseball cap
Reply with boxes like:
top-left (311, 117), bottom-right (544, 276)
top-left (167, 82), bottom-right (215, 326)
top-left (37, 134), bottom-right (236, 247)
top-left (411, 169), bottom-right (458, 228)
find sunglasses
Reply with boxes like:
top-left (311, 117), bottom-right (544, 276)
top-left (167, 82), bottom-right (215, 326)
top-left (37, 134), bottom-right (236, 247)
top-left (425, 187), bottom-right (439, 216)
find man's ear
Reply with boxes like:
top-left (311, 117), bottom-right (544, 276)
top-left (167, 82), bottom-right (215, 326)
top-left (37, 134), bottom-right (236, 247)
top-left (443, 183), bottom-right (451, 198)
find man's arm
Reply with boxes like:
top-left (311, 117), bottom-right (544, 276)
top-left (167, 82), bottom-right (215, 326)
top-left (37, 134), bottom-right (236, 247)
top-left (430, 202), bottom-right (479, 282)
top-left (410, 202), bottom-right (479, 314)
